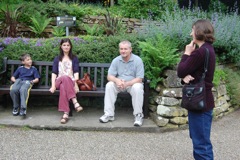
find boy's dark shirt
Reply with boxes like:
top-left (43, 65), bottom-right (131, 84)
top-left (13, 66), bottom-right (40, 81)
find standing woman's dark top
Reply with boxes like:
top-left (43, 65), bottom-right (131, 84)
top-left (177, 42), bottom-right (216, 112)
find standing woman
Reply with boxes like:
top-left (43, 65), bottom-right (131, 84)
top-left (49, 38), bottom-right (83, 124)
top-left (177, 19), bottom-right (216, 159)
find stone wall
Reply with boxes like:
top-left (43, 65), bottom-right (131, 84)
top-left (148, 69), bottom-right (237, 130)
top-left (82, 15), bottom-right (143, 33)
top-left (17, 16), bottom-right (144, 37)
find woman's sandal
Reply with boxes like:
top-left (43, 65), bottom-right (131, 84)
top-left (60, 113), bottom-right (69, 124)
top-left (74, 102), bottom-right (83, 112)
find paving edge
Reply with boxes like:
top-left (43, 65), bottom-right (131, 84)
top-left (0, 123), bottom-right (189, 133)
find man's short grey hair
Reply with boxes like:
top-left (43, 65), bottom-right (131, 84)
top-left (119, 40), bottom-right (132, 48)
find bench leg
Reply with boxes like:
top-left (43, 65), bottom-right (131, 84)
top-left (2, 94), bottom-right (8, 108)
top-left (143, 95), bottom-right (149, 118)
top-left (69, 101), bottom-right (74, 117)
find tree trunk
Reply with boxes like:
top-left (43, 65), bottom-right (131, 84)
top-left (110, 0), bottom-right (114, 6)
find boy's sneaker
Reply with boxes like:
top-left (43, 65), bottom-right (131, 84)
top-left (19, 108), bottom-right (26, 116)
top-left (12, 108), bottom-right (19, 116)
top-left (99, 114), bottom-right (114, 123)
top-left (134, 113), bottom-right (144, 127)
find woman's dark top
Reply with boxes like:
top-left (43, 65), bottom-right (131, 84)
top-left (177, 42), bottom-right (216, 111)
top-left (52, 56), bottom-right (79, 76)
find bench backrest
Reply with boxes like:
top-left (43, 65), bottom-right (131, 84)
top-left (1, 57), bottom-right (110, 90)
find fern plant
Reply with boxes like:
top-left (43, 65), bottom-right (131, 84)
top-left (138, 34), bottom-right (179, 88)
top-left (83, 24), bottom-right (104, 36)
top-left (52, 26), bottom-right (65, 37)
top-left (29, 11), bottom-right (52, 37)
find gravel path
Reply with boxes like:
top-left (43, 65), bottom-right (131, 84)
top-left (0, 109), bottom-right (240, 160)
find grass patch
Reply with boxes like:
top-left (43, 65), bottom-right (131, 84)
top-left (0, 125), bottom-right (6, 129)
top-left (224, 67), bottom-right (240, 106)
top-left (20, 125), bottom-right (31, 131)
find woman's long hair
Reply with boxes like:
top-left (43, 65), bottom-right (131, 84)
top-left (59, 38), bottom-right (74, 61)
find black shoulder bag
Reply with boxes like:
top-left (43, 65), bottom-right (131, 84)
top-left (181, 48), bottom-right (209, 111)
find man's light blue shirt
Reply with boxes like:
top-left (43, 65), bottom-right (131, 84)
top-left (108, 53), bottom-right (144, 81)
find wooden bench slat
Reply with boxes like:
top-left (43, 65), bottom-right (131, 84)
top-left (45, 66), bottom-right (49, 87)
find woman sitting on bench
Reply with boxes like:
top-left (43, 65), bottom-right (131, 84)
top-left (49, 38), bottom-right (83, 124)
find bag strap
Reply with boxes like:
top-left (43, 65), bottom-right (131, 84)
top-left (83, 81), bottom-right (97, 91)
top-left (201, 48), bottom-right (209, 80)
top-left (82, 81), bottom-right (92, 90)
top-left (92, 83), bottom-right (97, 91)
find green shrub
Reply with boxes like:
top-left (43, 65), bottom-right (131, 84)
top-left (52, 26), bottom-right (65, 37)
top-left (212, 12), bottom-right (240, 64)
top-left (83, 24), bottom-right (104, 36)
top-left (77, 4), bottom-right (106, 16)
top-left (138, 34), bottom-right (179, 88)
top-left (102, 9), bottom-right (126, 36)
top-left (0, 4), bottom-right (23, 37)
top-left (29, 11), bottom-right (52, 37)
top-left (65, 2), bottom-right (85, 19)
top-left (224, 67), bottom-right (240, 106)
top-left (0, 37), bottom-right (58, 61)
top-left (0, 34), bottom-right (141, 63)
top-left (118, 0), bottom-right (177, 20)
top-left (213, 66), bottom-right (226, 87)
top-left (160, 7), bottom-right (208, 49)
top-left (16, 1), bottom-right (83, 27)
top-left (137, 6), bottom-right (240, 66)
top-left (73, 34), bottom-right (141, 63)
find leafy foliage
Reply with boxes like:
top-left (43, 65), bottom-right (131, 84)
top-left (138, 34), bottom-right (179, 88)
top-left (118, 0), bottom-right (158, 19)
top-left (29, 12), bottom-right (52, 37)
top-left (83, 24), bottom-right (104, 36)
top-left (224, 67), bottom-right (240, 106)
top-left (160, 7), bottom-right (208, 49)
top-left (138, 5), bottom-right (240, 66)
top-left (0, 34), bottom-right (141, 63)
top-left (103, 9), bottom-right (126, 36)
top-left (213, 66), bottom-right (226, 87)
top-left (0, 5), bottom-right (22, 37)
top-left (117, 0), bottom-right (177, 20)
top-left (52, 26), bottom-right (65, 37)
top-left (212, 11), bottom-right (240, 64)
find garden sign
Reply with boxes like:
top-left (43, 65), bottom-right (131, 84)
top-left (56, 15), bottom-right (76, 36)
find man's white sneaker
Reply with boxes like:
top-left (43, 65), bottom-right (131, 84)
top-left (99, 114), bottom-right (115, 123)
top-left (134, 113), bottom-right (143, 126)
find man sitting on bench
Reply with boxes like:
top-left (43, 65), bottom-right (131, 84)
top-left (99, 40), bottom-right (145, 127)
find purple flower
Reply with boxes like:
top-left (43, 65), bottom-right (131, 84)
top-left (73, 37), bottom-right (85, 44)
top-left (35, 40), bottom-right (42, 47)
top-left (2, 37), bottom-right (23, 45)
top-left (0, 47), bottom-right (4, 52)
top-left (73, 37), bottom-right (80, 41)
top-left (3, 37), bottom-right (12, 45)
top-left (22, 38), bottom-right (30, 45)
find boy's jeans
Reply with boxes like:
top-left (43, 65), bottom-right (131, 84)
top-left (10, 79), bottom-right (32, 110)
